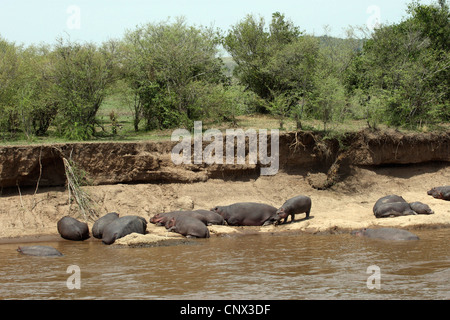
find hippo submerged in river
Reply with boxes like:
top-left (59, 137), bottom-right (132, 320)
top-left (273, 195), bottom-right (311, 225)
top-left (211, 202), bottom-right (277, 226)
top-left (351, 228), bottom-right (419, 241)
top-left (57, 216), bottom-right (90, 241)
top-left (102, 215), bottom-right (147, 245)
top-left (17, 245), bottom-right (63, 257)
top-left (427, 186), bottom-right (450, 201)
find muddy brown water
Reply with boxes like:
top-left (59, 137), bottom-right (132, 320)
top-left (0, 229), bottom-right (449, 300)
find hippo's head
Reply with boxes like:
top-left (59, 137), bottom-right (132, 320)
top-left (273, 207), bottom-right (288, 224)
top-left (350, 228), bottom-right (366, 237)
top-left (149, 213), bottom-right (161, 224)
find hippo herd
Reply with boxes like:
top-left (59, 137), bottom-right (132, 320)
top-left (16, 185), bottom-right (449, 256)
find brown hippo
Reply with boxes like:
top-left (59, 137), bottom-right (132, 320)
top-left (166, 216), bottom-right (210, 238)
top-left (374, 202), bottom-right (416, 218)
top-left (17, 245), bottom-right (63, 257)
top-left (92, 212), bottom-right (120, 239)
top-left (351, 228), bottom-right (419, 241)
top-left (102, 215), bottom-right (147, 245)
top-left (211, 202), bottom-right (278, 226)
top-left (427, 186), bottom-right (450, 201)
top-left (273, 195), bottom-right (311, 224)
top-left (409, 202), bottom-right (434, 215)
top-left (57, 216), bottom-right (90, 241)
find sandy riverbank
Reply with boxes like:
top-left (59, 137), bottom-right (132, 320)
top-left (1, 162), bottom-right (449, 245)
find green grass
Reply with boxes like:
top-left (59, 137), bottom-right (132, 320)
top-left (1, 92), bottom-right (448, 146)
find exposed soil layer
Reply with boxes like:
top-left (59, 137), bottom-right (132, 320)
top-left (0, 129), bottom-right (449, 241)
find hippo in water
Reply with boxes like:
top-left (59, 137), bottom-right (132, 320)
top-left (372, 195), bottom-right (406, 214)
top-left (211, 202), bottom-right (278, 226)
top-left (427, 186), bottom-right (450, 201)
top-left (102, 215), bottom-right (147, 245)
top-left (57, 216), bottom-right (90, 241)
top-left (409, 202), bottom-right (434, 215)
top-left (273, 195), bottom-right (311, 225)
top-left (374, 202), bottom-right (416, 218)
top-left (17, 245), bottom-right (63, 257)
top-left (166, 215), bottom-right (210, 238)
top-left (92, 212), bottom-right (120, 239)
top-left (351, 228), bottom-right (419, 241)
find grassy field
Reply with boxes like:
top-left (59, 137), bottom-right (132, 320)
top-left (1, 91), bottom-right (448, 146)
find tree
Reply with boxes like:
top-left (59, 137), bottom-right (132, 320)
top-left (224, 12), bottom-right (301, 104)
top-left (264, 35), bottom-right (319, 128)
top-left (121, 17), bottom-right (226, 130)
top-left (50, 38), bottom-right (117, 139)
top-left (345, 1), bottom-right (449, 127)
top-left (0, 37), bottom-right (21, 135)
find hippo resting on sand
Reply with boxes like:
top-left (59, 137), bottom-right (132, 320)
top-left (17, 245), bottom-right (63, 257)
top-left (150, 210), bottom-right (224, 227)
top-left (372, 195), bottom-right (406, 213)
top-left (211, 202), bottom-right (277, 226)
top-left (373, 195), bottom-right (434, 218)
top-left (166, 215), bottom-right (210, 238)
top-left (92, 212), bottom-right (119, 239)
top-left (57, 216), bottom-right (90, 241)
top-left (102, 215), bottom-right (147, 245)
top-left (409, 202), bottom-right (434, 215)
top-left (427, 186), bottom-right (450, 201)
top-left (351, 228), bottom-right (419, 241)
top-left (374, 202), bottom-right (416, 218)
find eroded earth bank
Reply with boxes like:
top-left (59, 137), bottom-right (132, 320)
top-left (0, 129), bottom-right (449, 243)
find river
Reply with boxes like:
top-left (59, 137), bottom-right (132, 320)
top-left (0, 229), bottom-right (449, 300)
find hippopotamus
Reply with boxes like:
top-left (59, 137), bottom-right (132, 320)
top-left (193, 210), bottom-right (225, 225)
top-left (102, 215), bottom-right (147, 245)
top-left (150, 211), bottom-right (209, 227)
top-left (92, 212), bottom-right (120, 239)
top-left (166, 215), bottom-right (210, 238)
top-left (273, 195), bottom-right (311, 224)
top-left (372, 195), bottom-right (406, 214)
top-left (374, 202), bottom-right (416, 218)
top-left (57, 216), bottom-right (90, 241)
top-left (409, 202), bottom-right (434, 215)
top-left (351, 228), bottom-right (419, 241)
top-left (427, 186), bottom-right (450, 201)
top-left (211, 202), bottom-right (278, 226)
top-left (17, 245), bottom-right (63, 257)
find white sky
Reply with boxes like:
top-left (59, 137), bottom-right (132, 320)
top-left (0, 0), bottom-right (437, 46)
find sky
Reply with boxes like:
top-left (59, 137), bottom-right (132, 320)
top-left (0, 0), bottom-right (437, 47)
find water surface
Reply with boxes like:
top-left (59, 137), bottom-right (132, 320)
top-left (0, 229), bottom-right (449, 300)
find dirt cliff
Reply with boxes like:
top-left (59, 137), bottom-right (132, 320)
top-left (1, 129), bottom-right (449, 189)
